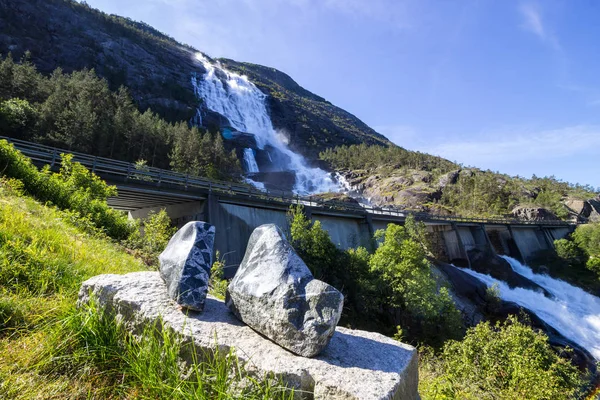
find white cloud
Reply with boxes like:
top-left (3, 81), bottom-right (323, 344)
top-left (424, 125), bottom-right (600, 165)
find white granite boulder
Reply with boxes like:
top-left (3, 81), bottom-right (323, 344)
top-left (159, 221), bottom-right (215, 311)
top-left (226, 224), bottom-right (344, 357)
top-left (78, 272), bottom-right (419, 399)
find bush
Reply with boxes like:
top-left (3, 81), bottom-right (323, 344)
top-left (124, 209), bottom-right (175, 267)
top-left (0, 140), bottom-right (134, 240)
top-left (209, 251), bottom-right (228, 300)
top-left (288, 206), bottom-right (462, 345)
top-left (287, 205), bottom-right (379, 328)
top-left (420, 316), bottom-right (584, 400)
top-left (369, 220), bottom-right (462, 346)
top-left (555, 238), bottom-right (584, 260)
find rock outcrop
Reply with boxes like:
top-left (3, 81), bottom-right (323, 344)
top-left (78, 272), bottom-right (419, 400)
top-left (226, 224), bottom-right (344, 357)
top-left (511, 206), bottom-right (558, 221)
top-left (159, 221), bottom-right (215, 311)
top-left (565, 197), bottom-right (600, 222)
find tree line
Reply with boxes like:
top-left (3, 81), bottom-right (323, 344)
top-left (0, 53), bottom-right (240, 180)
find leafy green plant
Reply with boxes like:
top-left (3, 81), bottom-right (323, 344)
top-left (209, 251), bottom-right (229, 300)
top-left (0, 140), bottom-right (134, 240)
top-left (369, 222), bottom-right (462, 346)
top-left (419, 316), bottom-right (584, 400)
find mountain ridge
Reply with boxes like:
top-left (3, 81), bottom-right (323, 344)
top-left (0, 0), bottom-right (389, 160)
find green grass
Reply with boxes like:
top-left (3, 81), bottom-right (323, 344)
top-left (0, 181), bottom-right (292, 399)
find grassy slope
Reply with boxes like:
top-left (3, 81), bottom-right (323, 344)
top-left (0, 181), bottom-right (291, 399)
top-left (0, 181), bottom-right (145, 398)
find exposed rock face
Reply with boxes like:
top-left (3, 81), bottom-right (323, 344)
top-left (511, 206), bottom-right (558, 221)
top-left (226, 224), bottom-right (344, 358)
top-left (565, 197), bottom-right (600, 222)
top-left (78, 272), bottom-right (419, 400)
top-left (247, 171), bottom-right (297, 192)
top-left (1, 0), bottom-right (202, 123)
top-left (159, 221), bottom-right (215, 311)
top-left (437, 170), bottom-right (460, 189)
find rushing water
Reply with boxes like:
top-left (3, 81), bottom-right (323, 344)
top-left (242, 148), bottom-right (259, 173)
top-left (457, 256), bottom-right (600, 359)
top-left (191, 53), bottom-right (339, 195)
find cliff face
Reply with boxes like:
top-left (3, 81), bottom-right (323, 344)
top-left (0, 0), bottom-right (202, 122)
top-left (0, 0), bottom-right (388, 160)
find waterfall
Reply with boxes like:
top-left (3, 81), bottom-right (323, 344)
top-left (191, 53), bottom-right (339, 195)
top-left (457, 256), bottom-right (600, 360)
top-left (243, 148), bottom-right (259, 173)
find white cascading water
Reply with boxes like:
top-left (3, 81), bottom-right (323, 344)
top-left (242, 148), bottom-right (259, 173)
top-left (192, 53), bottom-right (339, 195)
top-left (457, 256), bottom-right (600, 359)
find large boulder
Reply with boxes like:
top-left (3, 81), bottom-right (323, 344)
top-left (226, 224), bottom-right (344, 358)
top-left (78, 272), bottom-right (419, 400)
top-left (158, 221), bottom-right (215, 311)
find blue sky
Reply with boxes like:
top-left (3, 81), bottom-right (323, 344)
top-left (85, 0), bottom-right (600, 188)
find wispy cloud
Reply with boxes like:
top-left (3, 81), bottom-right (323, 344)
top-left (519, 3), bottom-right (545, 39)
top-left (518, 2), bottom-right (561, 50)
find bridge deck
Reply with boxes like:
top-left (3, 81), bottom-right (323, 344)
top-left (1, 136), bottom-right (575, 228)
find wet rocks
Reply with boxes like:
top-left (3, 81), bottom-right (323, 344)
top-left (159, 221), bottom-right (215, 311)
top-left (226, 224), bottom-right (344, 357)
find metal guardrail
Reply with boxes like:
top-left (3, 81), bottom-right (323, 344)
top-left (1, 136), bottom-right (575, 227)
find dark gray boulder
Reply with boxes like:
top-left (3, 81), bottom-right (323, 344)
top-left (159, 221), bottom-right (215, 311)
top-left (226, 224), bottom-right (344, 357)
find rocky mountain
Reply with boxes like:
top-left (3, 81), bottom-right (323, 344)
top-left (0, 0), bottom-right (388, 162)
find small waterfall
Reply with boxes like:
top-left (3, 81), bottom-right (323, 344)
top-left (457, 256), bottom-right (600, 360)
top-left (192, 53), bottom-right (339, 195)
top-left (243, 148), bottom-right (259, 173)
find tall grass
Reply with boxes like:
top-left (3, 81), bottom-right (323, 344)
top-left (37, 298), bottom-right (293, 399)
top-left (0, 181), bottom-right (290, 399)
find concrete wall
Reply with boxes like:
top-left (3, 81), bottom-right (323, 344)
top-left (313, 215), bottom-right (370, 249)
top-left (485, 226), bottom-right (517, 257)
top-left (456, 227), bottom-right (476, 251)
top-left (546, 227), bottom-right (572, 241)
top-left (212, 202), bottom-right (289, 275)
top-left (128, 201), bottom-right (205, 227)
top-left (141, 197), bottom-right (572, 274)
top-left (443, 229), bottom-right (464, 263)
top-left (511, 227), bottom-right (550, 261)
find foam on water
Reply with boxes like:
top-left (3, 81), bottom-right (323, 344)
top-left (457, 257), bottom-right (600, 359)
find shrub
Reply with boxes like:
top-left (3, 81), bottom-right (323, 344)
top-left (420, 316), bottom-right (584, 400)
top-left (124, 209), bottom-right (175, 267)
top-left (209, 251), bottom-right (228, 300)
top-left (369, 221), bottom-right (462, 346)
top-left (287, 205), bottom-right (379, 327)
top-left (555, 238), bottom-right (584, 260)
top-left (0, 140), bottom-right (134, 240)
